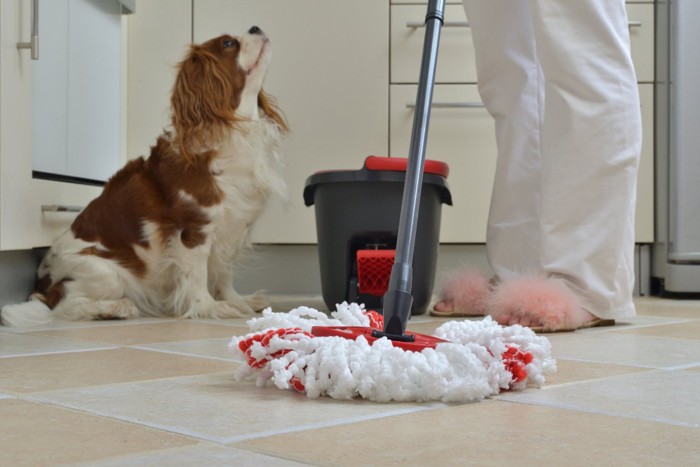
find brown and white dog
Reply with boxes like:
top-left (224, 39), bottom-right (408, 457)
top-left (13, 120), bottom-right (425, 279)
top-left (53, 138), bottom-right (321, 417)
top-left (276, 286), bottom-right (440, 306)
top-left (1, 27), bottom-right (287, 326)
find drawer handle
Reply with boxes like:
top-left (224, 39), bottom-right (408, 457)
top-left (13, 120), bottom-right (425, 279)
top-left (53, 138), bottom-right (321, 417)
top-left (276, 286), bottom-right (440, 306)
top-left (407, 20), bottom-right (639, 29)
top-left (406, 21), bottom-right (469, 29)
top-left (16, 0), bottom-right (39, 60)
top-left (41, 205), bottom-right (84, 213)
top-left (407, 102), bottom-right (485, 109)
top-left (406, 21), bottom-right (642, 29)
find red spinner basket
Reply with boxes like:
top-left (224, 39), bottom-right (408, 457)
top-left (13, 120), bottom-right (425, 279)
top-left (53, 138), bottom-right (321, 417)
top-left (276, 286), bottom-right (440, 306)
top-left (356, 249), bottom-right (396, 296)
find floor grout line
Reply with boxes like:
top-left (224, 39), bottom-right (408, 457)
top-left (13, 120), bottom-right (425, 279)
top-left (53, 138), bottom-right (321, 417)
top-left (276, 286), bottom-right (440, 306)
top-left (494, 397), bottom-right (700, 429)
top-left (220, 402), bottom-right (452, 445)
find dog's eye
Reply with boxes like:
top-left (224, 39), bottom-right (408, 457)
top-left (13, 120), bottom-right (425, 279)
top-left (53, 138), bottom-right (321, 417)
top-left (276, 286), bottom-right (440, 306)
top-left (223, 39), bottom-right (239, 49)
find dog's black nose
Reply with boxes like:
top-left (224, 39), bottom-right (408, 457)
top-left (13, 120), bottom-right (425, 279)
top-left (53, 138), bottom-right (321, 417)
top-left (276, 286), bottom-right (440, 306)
top-left (249, 26), bottom-right (263, 35)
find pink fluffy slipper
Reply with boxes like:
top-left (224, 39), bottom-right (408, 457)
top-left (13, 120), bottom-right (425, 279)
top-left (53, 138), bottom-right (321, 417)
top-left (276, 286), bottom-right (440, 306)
top-left (487, 275), bottom-right (609, 332)
top-left (431, 269), bottom-right (492, 317)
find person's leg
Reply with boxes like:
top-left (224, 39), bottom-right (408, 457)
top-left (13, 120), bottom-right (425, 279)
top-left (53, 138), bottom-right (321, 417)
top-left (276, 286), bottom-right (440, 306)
top-left (531, 0), bottom-right (641, 320)
top-left (433, 0), bottom-right (543, 316)
top-left (464, 0), bottom-right (544, 281)
top-left (436, 0), bottom-right (640, 328)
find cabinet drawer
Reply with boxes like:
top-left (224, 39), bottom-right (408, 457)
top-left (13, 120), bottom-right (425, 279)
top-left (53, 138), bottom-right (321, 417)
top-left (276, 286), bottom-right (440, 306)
top-left (391, 4), bottom-right (476, 84)
top-left (391, 3), bottom-right (653, 84)
top-left (390, 84), bottom-right (653, 243)
top-left (390, 84), bottom-right (496, 242)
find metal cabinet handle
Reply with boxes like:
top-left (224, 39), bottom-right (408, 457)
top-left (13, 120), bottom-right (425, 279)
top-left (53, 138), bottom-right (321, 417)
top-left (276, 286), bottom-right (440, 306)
top-left (408, 20), bottom-right (639, 29)
top-left (41, 205), bottom-right (84, 213)
top-left (408, 21), bottom-right (637, 29)
top-left (407, 102), bottom-right (485, 109)
top-left (407, 21), bottom-right (470, 29)
top-left (17, 0), bottom-right (39, 60)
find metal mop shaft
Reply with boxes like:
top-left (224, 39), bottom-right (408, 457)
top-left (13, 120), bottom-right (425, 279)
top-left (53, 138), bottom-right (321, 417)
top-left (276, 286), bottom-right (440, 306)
top-left (379, 0), bottom-right (445, 339)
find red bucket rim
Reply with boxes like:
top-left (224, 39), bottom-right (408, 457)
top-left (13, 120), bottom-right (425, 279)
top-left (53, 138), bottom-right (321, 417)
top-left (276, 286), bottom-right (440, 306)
top-left (363, 156), bottom-right (449, 178)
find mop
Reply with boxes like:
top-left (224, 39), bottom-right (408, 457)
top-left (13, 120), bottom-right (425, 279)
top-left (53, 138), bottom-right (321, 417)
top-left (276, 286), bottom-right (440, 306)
top-left (229, 0), bottom-right (556, 403)
top-left (231, 303), bottom-right (554, 402)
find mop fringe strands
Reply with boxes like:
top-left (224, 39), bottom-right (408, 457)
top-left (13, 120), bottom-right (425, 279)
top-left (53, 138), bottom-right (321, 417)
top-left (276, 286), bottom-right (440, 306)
top-left (230, 303), bottom-right (556, 403)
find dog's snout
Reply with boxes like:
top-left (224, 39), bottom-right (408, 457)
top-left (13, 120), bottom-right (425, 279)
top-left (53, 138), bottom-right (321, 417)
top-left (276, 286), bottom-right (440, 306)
top-left (249, 26), bottom-right (263, 35)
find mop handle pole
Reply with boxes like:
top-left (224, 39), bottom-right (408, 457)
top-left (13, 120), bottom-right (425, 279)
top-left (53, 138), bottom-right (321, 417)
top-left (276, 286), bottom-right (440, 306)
top-left (382, 0), bottom-right (444, 337)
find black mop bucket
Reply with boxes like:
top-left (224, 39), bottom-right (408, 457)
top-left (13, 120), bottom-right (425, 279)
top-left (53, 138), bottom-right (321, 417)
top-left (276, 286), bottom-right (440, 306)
top-left (304, 156), bottom-right (451, 315)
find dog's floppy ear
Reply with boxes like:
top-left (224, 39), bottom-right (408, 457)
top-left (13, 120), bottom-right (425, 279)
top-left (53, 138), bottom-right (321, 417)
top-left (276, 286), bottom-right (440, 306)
top-left (171, 46), bottom-right (241, 162)
top-left (258, 90), bottom-right (289, 134)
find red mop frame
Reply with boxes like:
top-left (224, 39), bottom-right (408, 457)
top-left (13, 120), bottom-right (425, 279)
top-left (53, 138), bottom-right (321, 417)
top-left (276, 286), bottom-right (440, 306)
top-left (310, 325), bottom-right (448, 352)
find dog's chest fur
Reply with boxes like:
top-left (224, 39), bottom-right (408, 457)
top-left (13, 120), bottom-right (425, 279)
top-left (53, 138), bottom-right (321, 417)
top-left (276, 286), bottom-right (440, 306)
top-left (208, 119), bottom-right (284, 242)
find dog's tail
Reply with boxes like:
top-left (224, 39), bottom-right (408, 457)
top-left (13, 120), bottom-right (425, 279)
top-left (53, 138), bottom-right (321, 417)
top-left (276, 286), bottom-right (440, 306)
top-left (1, 299), bottom-right (52, 327)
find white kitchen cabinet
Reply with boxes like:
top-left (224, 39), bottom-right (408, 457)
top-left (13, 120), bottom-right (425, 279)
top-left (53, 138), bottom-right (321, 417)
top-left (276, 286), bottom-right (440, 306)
top-left (121, 0), bottom-right (654, 245)
top-left (193, 0), bottom-right (389, 244)
top-left (0, 0), bottom-right (122, 250)
top-left (389, 0), bottom-right (655, 243)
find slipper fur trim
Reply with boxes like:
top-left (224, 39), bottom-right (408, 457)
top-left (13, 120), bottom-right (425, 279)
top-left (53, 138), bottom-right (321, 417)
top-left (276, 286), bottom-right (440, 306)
top-left (487, 275), bottom-right (595, 332)
top-left (432, 268), bottom-right (491, 317)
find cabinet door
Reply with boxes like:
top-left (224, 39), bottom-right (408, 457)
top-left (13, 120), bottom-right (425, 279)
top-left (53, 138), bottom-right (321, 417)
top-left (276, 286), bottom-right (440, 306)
top-left (390, 84), bottom-right (496, 243)
top-left (193, 0), bottom-right (389, 243)
top-left (32, 0), bottom-right (123, 182)
top-left (0, 0), bottom-right (108, 250)
top-left (126, 0), bottom-right (192, 160)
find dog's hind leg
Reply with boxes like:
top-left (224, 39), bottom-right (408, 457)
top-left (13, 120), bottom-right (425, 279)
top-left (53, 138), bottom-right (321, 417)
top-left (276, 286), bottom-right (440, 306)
top-left (47, 262), bottom-right (141, 321)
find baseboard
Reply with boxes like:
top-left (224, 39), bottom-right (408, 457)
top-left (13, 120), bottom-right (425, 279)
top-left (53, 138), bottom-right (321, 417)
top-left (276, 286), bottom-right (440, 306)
top-left (0, 243), bottom-right (650, 307)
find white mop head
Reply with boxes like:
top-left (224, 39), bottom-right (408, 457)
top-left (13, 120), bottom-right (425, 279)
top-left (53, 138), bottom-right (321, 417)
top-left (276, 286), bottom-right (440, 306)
top-left (230, 302), bottom-right (556, 403)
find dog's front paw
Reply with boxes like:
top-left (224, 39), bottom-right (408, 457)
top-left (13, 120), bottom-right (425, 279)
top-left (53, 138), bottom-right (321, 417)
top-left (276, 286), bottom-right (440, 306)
top-left (186, 299), bottom-right (252, 319)
top-left (94, 299), bottom-right (140, 321)
top-left (244, 289), bottom-right (269, 312)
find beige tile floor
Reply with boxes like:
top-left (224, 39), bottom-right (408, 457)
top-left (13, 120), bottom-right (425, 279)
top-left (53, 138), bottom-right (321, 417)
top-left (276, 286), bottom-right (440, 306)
top-left (1, 296), bottom-right (699, 466)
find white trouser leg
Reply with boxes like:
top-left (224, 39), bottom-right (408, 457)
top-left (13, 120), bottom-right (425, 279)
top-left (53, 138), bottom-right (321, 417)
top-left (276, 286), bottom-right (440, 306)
top-left (463, 0), bottom-right (641, 318)
top-left (531, 0), bottom-right (641, 318)
top-left (462, 0), bottom-right (544, 281)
